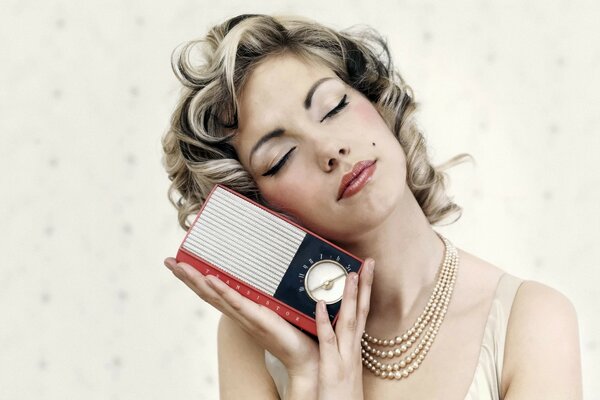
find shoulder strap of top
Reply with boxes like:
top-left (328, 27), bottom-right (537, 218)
top-left (465, 273), bottom-right (525, 400)
top-left (491, 273), bottom-right (525, 383)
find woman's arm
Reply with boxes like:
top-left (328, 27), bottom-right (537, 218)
top-left (502, 281), bottom-right (583, 399)
top-left (217, 314), bottom-right (280, 399)
top-left (217, 314), bottom-right (317, 400)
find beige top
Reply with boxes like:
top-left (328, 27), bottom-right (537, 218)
top-left (264, 273), bottom-right (524, 400)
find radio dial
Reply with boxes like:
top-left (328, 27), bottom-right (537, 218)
top-left (304, 260), bottom-right (348, 304)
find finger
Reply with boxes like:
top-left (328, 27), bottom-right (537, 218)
top-left (355, 259), bottom-right (375, 343)
top-left (173, 262), bottom-right (297, 340)
top-left (205, 274), bottom-right (292, 333)
top-left (164, 257), bottom-right (177, 271)
top-left (335, 272), bottom-right (359, 353)
top-left (168, 261), bottom-right (246, 323)
top-left (316, 300), bottom-right (340, 364)
top-left (205, 275), bottom-right (316, 368)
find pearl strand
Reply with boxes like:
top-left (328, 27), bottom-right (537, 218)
top-left (360, 235), bottom-right (459, 380)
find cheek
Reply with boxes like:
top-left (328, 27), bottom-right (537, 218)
top-left (353, 98), bottom-right (383, 124)
top-left (259, 176), bottom-right (329, 229)
top-left (260, 180), bottom-right (310, 214)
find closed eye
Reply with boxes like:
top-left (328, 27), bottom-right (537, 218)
top-left (320, 94), bottom-right (349, 123)
top-left (262, 146), bottom-right (297, 177)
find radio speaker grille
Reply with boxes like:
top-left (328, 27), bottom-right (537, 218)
top-left (182, 187), bottom-right (306, 295)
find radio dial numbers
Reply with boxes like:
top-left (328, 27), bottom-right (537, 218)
top-left (303, 259), bottom-right (348, 304)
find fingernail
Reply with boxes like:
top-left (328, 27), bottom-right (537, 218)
top-left (207, 275), bottom-right (227, 291)
top-left (319, 301), bottom-right (327, 313)
top-left (352, 274), bottom-right (359, 286)
top-left (206, 276), bottom-right (220, 290)
top-left (367, 260), bottom-right (374, 273)
top-left (173, 264), bottom-right (187, 279)
top-left (164, 259), bottom-right (174, 271)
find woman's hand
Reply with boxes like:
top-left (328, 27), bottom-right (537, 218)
top-left (164, 257), bottom-right (320, 381)
top-left (315, 259), bottom-right (374, 400)
top-left (164, 257), bottom-right (375, 400)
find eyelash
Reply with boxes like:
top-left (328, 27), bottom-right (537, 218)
top-left (262, 94), bottom-right (349, 177)
top-left (262, 146), bottom-right (297, 177)
top-left (320, 94), bottom-right (349, 123)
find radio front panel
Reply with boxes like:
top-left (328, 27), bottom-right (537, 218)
top-left (177, 184), bottom-right (364, 336)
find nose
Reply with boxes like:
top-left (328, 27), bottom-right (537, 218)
top-left (322, 143), bottom-right (350, 172)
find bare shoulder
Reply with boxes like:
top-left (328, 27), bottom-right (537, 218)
top-left (217, 314), bottom-right (279, 399)
top-left (501, 280), bottom-right (583, 399)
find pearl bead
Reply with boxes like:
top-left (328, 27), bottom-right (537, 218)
top-left (360, 235), bottom-right (458, 382)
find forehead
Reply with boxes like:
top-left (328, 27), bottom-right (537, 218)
top-left (236, 53), bottom-right (337, 126)
top-left (233, 53), bottom-right (338, 164)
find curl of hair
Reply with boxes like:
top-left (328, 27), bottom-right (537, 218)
top-left (162, 14), bottom-right (469, 231)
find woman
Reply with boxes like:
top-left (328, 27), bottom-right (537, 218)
top-left (162, 14), bottom-right (582, 399)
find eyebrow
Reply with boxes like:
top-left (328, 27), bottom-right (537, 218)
top-left (249, 128), bottom-right (285, 165)
top-left (249, 77), bottom-right (335, 165)
top-left (304, 77), bottom-right (335, 109)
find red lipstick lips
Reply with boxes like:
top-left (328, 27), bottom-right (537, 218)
top-left (337, 160), bottom-right (377, 200)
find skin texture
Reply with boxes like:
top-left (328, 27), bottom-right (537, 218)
top-left (164, 52), bottom-right (583, 399)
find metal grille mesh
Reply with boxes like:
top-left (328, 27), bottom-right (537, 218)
top-left (182, 187), bottom-right (306, 295)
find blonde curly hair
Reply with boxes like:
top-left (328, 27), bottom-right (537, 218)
top-left (162, 14), bottom-right (468, 231)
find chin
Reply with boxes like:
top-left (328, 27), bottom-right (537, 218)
top-left (307, 196), bottom-right (397, 244)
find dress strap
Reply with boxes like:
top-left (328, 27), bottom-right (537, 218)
top-left (493, 273), bottom-right (525, 379)
top-left (465, 273), bottom-right (525, 399)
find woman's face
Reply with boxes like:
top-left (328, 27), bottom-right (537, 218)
top-left (232, 53), bottom-right (408, 243)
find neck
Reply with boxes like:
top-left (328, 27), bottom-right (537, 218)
top-left (336, 188), bottom-right (446, 336)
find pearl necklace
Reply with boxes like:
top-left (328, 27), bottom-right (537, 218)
top-left (360, 235), bottom-right (459, 380)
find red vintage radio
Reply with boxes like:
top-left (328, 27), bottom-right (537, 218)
top-left (176, 184), bottom-right (365, 336)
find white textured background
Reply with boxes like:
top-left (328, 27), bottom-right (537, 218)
top-left (1, 1), bottom-right (598, 399)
